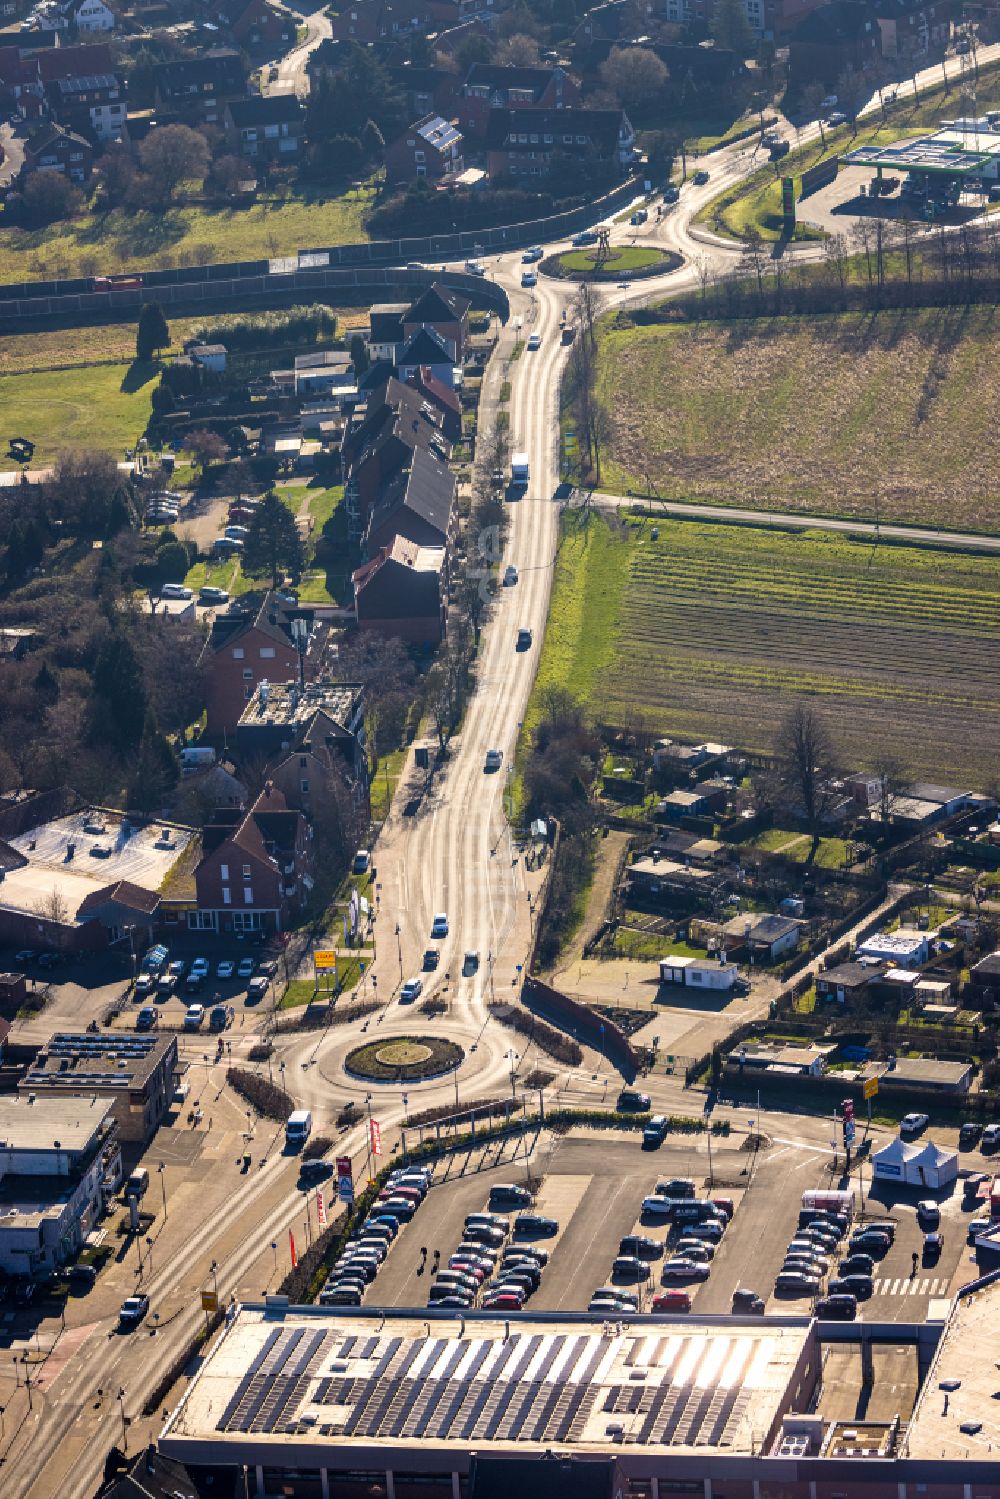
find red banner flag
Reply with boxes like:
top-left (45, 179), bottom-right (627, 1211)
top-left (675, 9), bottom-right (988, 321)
top-left (289, 1229), bottom-right (298, 1269)
top-left (317, 1192), bottom-right (326, 1228)
top-left (370, 1117), bottom-right (383, 1157)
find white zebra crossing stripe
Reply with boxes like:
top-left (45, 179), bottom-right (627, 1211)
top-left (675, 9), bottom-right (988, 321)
top-left (874, 1277), bottom-right (947, 1296)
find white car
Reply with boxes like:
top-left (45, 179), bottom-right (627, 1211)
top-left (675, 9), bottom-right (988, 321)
top-left (431, 913), bottom-right (449, 937)
top-left (400, 977), bottom-right (423, 1002)
top-left (216, 960), bottom-right (235, 980)
top-left (184, 1004), bottom-right (205, 1029)
top-left (190, 958), bottom-right (210, 979)
top-left (526, 332), bottom-right (541, 351)
top-left (237, 957), bottom-right (255, 979)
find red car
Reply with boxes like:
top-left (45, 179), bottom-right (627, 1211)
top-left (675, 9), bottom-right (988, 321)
top-left (652, 1290), bottom-right (692, 1313)
top-left (711, 1197), bottom-right (735, 1221)
top-left (482, 1291), bottom-right (523, 1310)
top-left (448, 1259), bottom-right (486, 1282)
top-left (378, 1186), bottom-right (422, 1206)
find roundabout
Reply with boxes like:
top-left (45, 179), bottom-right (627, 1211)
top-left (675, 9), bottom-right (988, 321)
top-left (345, 1035), bottom-right (465, 1083)
top-left (542, 245), bottom-right (682, 281)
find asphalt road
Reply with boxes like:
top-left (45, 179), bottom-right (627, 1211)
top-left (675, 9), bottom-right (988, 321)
top-left (11, 44), bottom-right (1000, 1495)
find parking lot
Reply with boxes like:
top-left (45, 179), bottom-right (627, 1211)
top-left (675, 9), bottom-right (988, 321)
top-left (360, 1128), bottom-right (987, 1321)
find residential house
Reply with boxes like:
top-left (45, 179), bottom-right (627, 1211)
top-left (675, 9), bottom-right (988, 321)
top-left (19, 1031), bottom-right (178, 1143)
top-left (815, 960), bottom-right (882, 1004)
top-left (397, 327), bottom-right (460, 388)
top-left (401, 283), bottom-right (471, 363)
top-left (220, 0), bottom-right (296, 53)
top-left (387, 63), bottom-right (460, 124)
top-left (193, 784), bottom-right (312, 935)
top-left (330, 0), bottom-right (433, 44)
top-left (384, 112), bottom-right (464, 184)
top-left (236, 678), bottom-right (366, 781)
top-left (787, 0), bottom-right (881, 85)
top-left (457, 62), bottom-right (579, 138)
top-left (721, 912), bottom-right (804, 961)
top-left (224, 93), bottom-right (304, 160)
top-left (857, 927), bottom-right (930, 968)
top-left (153, 53), bottom-right (246, 125)
top-left (36, 41), bottom-right (114, 85)
top-left (0, 1096), bottom-right (122, 1278)
top-left (22, 119), bottom-right (93, 179)
top-left (875, 0), bottom-right (957, 57)
top-left (342, 376), bottom-right (452, 539)
top-left (365, 445), bottom-right (456, 558)
top-left (968, 951), bottom-right (1000, 1011)
top-left (368, 304), bottom-right (408, 363)
top-left (352, 536), bottom-right (447, 644)
top-left (405, 366), bottom-right (463, 443)
top-left (484, 105), bottom-right (636, 180)
top-left (201, 591), bottom-right (320, 736)
top-left (63, 0), bottom-right (115, 31)
top-left (48, 71), bottom-right (126, 142)
top-left (0, 46), bottom-right (45, 119)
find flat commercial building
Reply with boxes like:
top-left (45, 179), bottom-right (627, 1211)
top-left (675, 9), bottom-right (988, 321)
top-left (157, 1294), bottom-right (1000, 1499)
top-left (18, 1031), bottom-right (178, 1142)
top-left (0, 1094), bottom-right (121, 1277)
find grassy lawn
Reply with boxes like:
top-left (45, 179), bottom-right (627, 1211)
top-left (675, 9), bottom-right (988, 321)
top-left (0, 360), bottom-right (158, 464)
top-left (557, 246), bottom-right (667, 274)
top-left (370, 747), bottom-right (407, 822)
top-left (597, 307), bottom-right (1000, 532)
top-left (0, 182), bottom-right (376, 284)
top-left (698, 63), bottom-right (1000, 242)
top-left (532, 510), bottom-right (1000, 785)
top-left (184, 556), bottom-right (254, 598)
top-left (280, 959), bottom-right (367, 1008)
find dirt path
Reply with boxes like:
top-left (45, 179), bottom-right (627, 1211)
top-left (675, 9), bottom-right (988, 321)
top-left (550, 830), bottom-right (631, 980)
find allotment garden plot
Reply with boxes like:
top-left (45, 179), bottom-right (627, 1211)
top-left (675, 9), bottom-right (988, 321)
top-left (541, 512), bottom-right (1000, 785)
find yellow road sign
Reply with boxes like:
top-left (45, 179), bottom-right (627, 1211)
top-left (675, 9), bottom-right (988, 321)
top-left (314, 950), bottom-right (337, 971)
top-left (863, 1077), bottom-right (879, 1100)
top-left (201, 1289), bottom-right (219, 1313)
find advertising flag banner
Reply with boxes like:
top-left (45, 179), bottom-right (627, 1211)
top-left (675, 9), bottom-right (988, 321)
top-left (289, 1229), bottom-right (298, 1269)
top-left (317, 1192), bottom-right (326, 1228)
top-left (370, 1117), bottom-right (383, 1157)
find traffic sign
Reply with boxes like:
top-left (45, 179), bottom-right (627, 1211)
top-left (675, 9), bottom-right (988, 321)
top-left (336, 1154), bottom-right (354, 1203)
top-left (314, 950), bottom-right (336, 971)
top-left (201, 1290), bottom-right (219, 1313)
top-left (843, 1119), bottom-right (856, 1145)
top-left (862, 1076), bottom-right (879, 1100)
top-left (841, 1098), bottom-right (855, 1122)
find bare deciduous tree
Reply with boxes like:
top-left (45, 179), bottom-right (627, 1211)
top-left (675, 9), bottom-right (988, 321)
top-left (775, 702), bottom-right (838, 839)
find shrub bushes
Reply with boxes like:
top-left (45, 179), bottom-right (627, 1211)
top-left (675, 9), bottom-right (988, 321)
top-left (489, 1003), bottom-right (583, 1067)
top-left (226, 1065), bottom-right (293, 1121)
top-left (192, 305), bottom-right (339, 352)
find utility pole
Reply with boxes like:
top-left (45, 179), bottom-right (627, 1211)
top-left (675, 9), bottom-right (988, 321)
top-left (157, 1161), bottom-right (168, 1220)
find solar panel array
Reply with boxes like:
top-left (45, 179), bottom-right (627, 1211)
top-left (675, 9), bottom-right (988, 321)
top-left (214, 1326), bottom-right (767, 1449)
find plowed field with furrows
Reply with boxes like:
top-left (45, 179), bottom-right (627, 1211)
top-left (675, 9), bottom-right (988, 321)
top-left (535, 511), bottom-right (1000, 783)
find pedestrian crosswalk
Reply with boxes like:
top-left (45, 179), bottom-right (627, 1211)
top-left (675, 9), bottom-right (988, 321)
top-left (873, 1276), bottom-right (949, 1297)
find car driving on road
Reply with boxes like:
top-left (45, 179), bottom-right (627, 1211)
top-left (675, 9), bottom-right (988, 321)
top-left (431, 913), bottom-right (449, 937)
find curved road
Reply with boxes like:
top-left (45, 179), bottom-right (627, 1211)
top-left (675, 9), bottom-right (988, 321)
top-left (9, 50), bottom-right (1000, 1494)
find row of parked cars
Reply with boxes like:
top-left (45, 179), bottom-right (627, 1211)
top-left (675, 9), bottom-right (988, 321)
top-left (428, 1183), bottom-right (558, 1313)
top-left (774, 1208), bottom-right (900, 1319)
top-left (318, 1165), bottom-right (434, 1307)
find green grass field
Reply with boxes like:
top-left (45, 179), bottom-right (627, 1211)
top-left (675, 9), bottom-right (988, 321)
top-left (697, 63), bottom-right (1000, 241)
top-left (557, 246), bottom-right (667, 275)
top-left (0, 360), bottom-right (158, 463)
top-left (0, 182), bottom-right (375, 284)
top-left (596, 307), bottom-right (999, 532)
top-left (533, 508), bottom-right (1000, 784)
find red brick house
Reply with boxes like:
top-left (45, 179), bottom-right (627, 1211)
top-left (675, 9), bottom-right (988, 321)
top-left (331, 0), bottom-right (433, 43)
top-left (405, 366), bottom-right (463, 444)
top-left (485, 105), bottom-right (636, 180)
top-left (457, 62), bottom-right (579, 139)
top-left (401, 282), bottom-right (471, 363)
top-left (353, 536), bottom-right (447, 645)
top-left (23, 120), bottom-right (93, 181)
top-left (201, 593), bottom-right (317, 737)
top-left (193, 785), bottom-right (312, 936)
top-left (384, 112), bottom-right (464, 185)
top-left (220, 0), bottom-right (296, 52)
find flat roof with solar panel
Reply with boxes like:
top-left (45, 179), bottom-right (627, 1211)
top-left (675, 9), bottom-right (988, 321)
top-left (160, 1304), bottom-right (815, 1467)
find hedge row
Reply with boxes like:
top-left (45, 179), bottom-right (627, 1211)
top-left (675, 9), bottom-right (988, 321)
top-left (226, 1065), bottom-right (294, 1122)
top-left (489, 1003), bottom-right (584, 1067)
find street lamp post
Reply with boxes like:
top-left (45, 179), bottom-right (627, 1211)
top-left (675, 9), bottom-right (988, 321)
top-left (395, 924), bottom-right (403, 985)
top-left (117, 1387), bottom-right (127, 1451)
top-left (157, 1161), bottom-right (167, 1220)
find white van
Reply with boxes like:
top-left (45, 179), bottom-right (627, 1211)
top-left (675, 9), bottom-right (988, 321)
top-left (125, 1167), bottom-right (149, 1199)
top-left (286, 1110), bottom-right (313, 1149)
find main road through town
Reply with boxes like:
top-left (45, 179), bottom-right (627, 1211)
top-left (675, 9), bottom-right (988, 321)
top-left (9, 44), bottom-right (1000, 1495)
